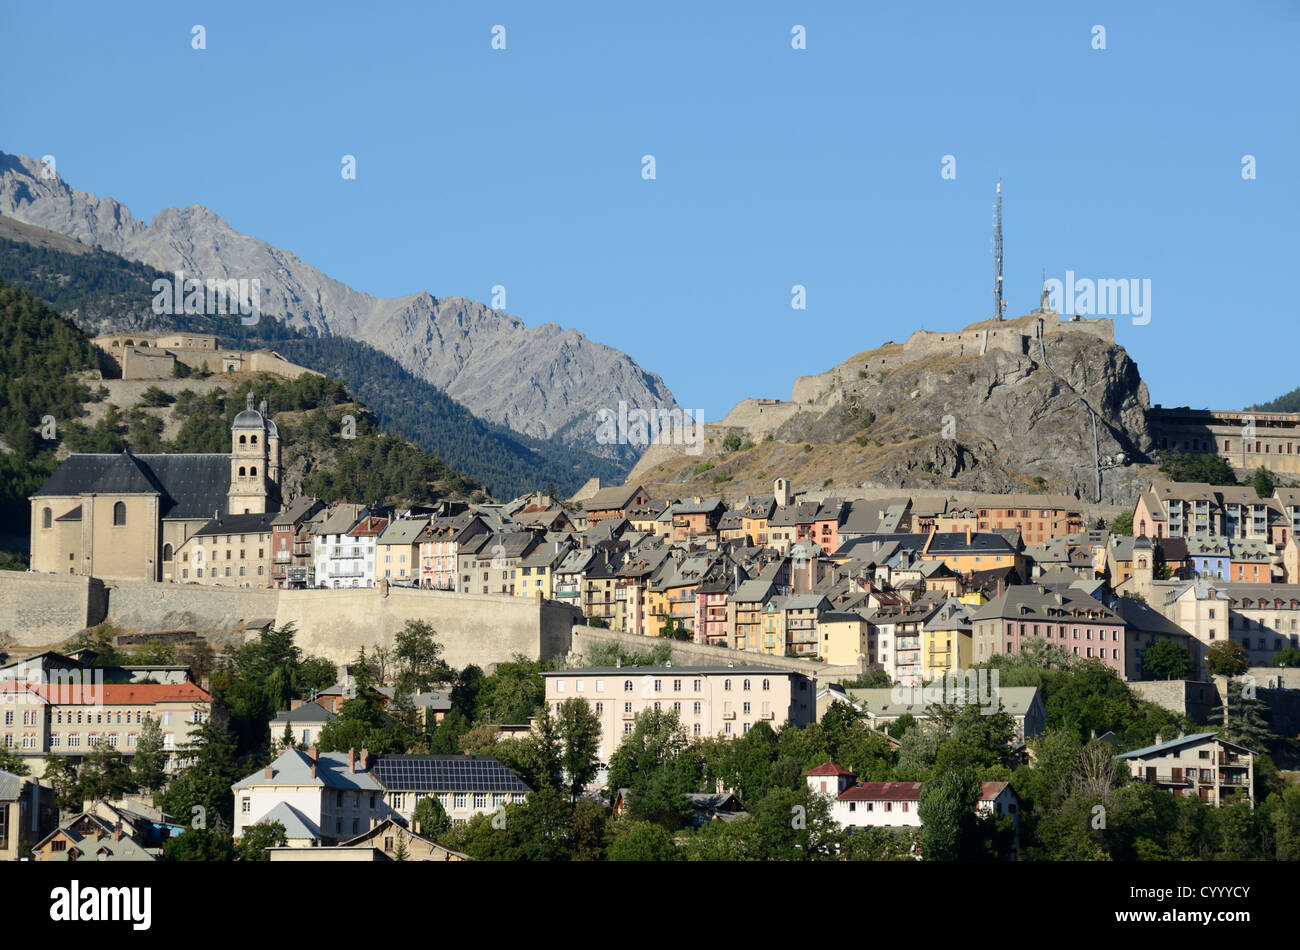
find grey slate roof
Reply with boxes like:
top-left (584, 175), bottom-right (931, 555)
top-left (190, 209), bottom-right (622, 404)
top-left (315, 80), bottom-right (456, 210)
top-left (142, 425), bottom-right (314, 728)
top-left (271, 703), bottom-right (336, 724)
top-left (0, 769), bottom-right (24, 800)
top-left (1117, 732), bottom-right (1253, 759)
top-left (256, 801), bottom-right (324, 840)
top-left (193, 511), bottom-right (278, 537)
top-left (33, 452), bottom-right (237, 521)
top-left (232, 749), bottom-right (384, 792)
top-left (377, 517), bottom-right (430, 545)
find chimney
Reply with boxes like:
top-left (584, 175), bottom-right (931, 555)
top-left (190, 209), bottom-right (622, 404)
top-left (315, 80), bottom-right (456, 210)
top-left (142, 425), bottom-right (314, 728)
top-left (115, 825), bottom-right (123, 842)
top-left (1154, 733), bottom-right (1163, 746)
top-left (264, 764), bottom-right (273, 779)
top-left (360, 747), bottom-right (369, 770)
top-left (348, 747), bottom-right (357, 772)
top-left (965, 525), bottom-right (972, 546)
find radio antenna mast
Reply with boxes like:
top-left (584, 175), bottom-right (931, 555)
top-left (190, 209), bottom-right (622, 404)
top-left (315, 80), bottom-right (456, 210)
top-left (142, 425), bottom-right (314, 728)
top-left (993, 179), bottom-right (1006, 320)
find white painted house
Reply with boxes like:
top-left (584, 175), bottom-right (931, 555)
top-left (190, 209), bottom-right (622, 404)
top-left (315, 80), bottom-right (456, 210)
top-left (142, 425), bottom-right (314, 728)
top-left (805, 761), bottom-right (1021, 838)
top-left (232, 748), bottom-right (388, 845)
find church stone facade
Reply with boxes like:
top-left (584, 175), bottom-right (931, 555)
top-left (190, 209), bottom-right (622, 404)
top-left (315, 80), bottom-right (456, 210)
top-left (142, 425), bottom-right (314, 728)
top-left (30, 394), bottom-right (281, 583)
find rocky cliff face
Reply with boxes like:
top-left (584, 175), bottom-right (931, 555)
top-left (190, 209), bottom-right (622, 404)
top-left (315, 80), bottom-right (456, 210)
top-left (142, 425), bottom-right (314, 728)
top-left (629, 315), bottom-right (1154, 505)
top-left (0, 152), bottom-right (676, 459)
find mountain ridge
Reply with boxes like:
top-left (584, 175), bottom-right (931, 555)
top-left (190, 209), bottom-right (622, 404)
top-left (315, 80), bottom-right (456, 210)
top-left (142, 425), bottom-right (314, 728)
top-left (0, 151), bottom-right (677, 459)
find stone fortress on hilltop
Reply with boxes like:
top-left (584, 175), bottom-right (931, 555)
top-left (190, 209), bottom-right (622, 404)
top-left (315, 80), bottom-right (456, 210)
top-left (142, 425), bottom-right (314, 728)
top-left (92, 331), bottom-right (318, 382)
top-left (692, 308), bottom-right (1119, 439)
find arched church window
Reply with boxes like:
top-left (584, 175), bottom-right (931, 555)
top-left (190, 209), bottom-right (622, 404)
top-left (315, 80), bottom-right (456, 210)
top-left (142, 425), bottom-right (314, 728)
top-left (113, 502), bottom-right (127, 526)
top-left (239, 467), bottom-right (246, 477)
top-left (162, 544), bottom-right (173, 562)
top-left (42, 507), bottom-right (52, 529)
top-left (250, 467), bottom-right (257, 477)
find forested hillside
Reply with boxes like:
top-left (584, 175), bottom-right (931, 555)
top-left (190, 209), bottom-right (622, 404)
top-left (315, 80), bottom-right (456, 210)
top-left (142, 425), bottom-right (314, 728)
top-left (0, 279), bottom-right (489, 557)
top-left (0, 279), bottom-right (98, 532)
top-left (0, 233), bottom-right (624, 496)
top-left (1249, 387), bottom-right (1300, 414)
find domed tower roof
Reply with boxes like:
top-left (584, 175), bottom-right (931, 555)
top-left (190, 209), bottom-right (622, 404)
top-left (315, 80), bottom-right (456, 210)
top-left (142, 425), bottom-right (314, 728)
top-left (232, 409), bottom-right (266, 429)
top-left (232, 391), bottom-right (269, 430)
top-left (266, 418), bottom-right (280, 439)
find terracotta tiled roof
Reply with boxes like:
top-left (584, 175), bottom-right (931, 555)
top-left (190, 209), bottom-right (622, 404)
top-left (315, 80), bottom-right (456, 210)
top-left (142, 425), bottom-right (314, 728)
top-left (802, 760), bottom-right (855, 777)
top-left (26, 682), bottom-right (213, 705)
top-left (838, 781), bottom-right (925, 802)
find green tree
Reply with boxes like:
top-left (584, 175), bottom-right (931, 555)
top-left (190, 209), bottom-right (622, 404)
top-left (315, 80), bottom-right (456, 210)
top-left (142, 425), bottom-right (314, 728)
top-left (1253, 466), bottom-right (1276, 499)
top-left (236, 821), bottom-right (286, 860)
top-left (1111, 510), bottom-right (1134, 535)
top-left (163, 826), bottom-right (236, 861)
top-left (842, 826), bottom-right (923, 861)
top-left (607, 820), bottom-right (680, 861)
top-left (608, 709), bottom-right (698, 829)
top-left (570, 797), bottom-right (608, 861)
top-left (556, 697), bottom-right (602, 797)
top-left (1271, 646), bottom-right (1300, 668)
top-left (413, 794), bottom-right (452, 839)
top-left (80, 738), bottom-right (134, 800)
top-left (472, 655), bottom-right (550, 724)
top-left (1212, 678), bottom-right (1276, 752)
top-left (393, 619), bottom-right (451, 693)
top-left (1140, 640), bottom-right (1194, 680)
top-left (917, 766), bottom-right (981, 860)
top-left (428, 707), bottom-right (470, 754)
top-left (733, 785), bottom-right (841, 861)
top-left (1159, 452), bottom-right (1236, 485)
top-left (1206, 640), bottom-right (1250, 677)
top-left (157, 720), bottom-right (242, 829)
top-left (0, 745), bottom-right (30, 776)
top-left (131, 715), bottom-right (167, 792)
top-left (41, 755), bottom-right (80, 810)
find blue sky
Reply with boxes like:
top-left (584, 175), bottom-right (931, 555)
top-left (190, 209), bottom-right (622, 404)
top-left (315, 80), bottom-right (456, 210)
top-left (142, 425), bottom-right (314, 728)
top-left (3, 1), bottom-right (1297, 421)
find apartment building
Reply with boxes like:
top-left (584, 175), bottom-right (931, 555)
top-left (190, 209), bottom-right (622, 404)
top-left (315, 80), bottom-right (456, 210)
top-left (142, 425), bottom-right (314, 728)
top-left (942, 494), bottom-right (1084, 544)
top-left (1133, 481), bottom-right (1224, 539)
top-left (175, 511), bottom-right (276, 586)
top-left (921, 598), bottom-right (975, 679)
top-left (418, 513), bottom-right (489, 591)
top-left (1225, 583), bottom-right (1300, 663)
top-left (541, 666), bottom-right (816, 758)
top-left (583, 483), bottom-right (650, 526)
top-left (1, 680), bottom-right (215, 774)
top-left (458, 531), bottom-right (540, 596)
top-left (312, 504), bottom-right (368, 589)
top-left (515, 542), bottom-right (572, 600)
top-left (233, 748), bottom-right (387, 844)
top-left (1118, 732), bottom-right (1254, 806)
top-left (376, 517), bottom-right (428, 586)
top-left (865, 600), bottom-right (944, 686)
top-left (819, 610), bottom-right (872, 666)
top-left (972, 585), bottom-right (1127, 676)
top-left (727, 579), bottom-right (777, 652)
top-left (270, 497), bottom-right (325, 589)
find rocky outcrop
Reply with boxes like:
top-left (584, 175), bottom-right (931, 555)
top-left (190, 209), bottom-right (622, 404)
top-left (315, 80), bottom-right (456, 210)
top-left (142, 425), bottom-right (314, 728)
top-left (0, 152), bottom-right (675, 459)
top-left (629, 313), bottom-right (1154, 505)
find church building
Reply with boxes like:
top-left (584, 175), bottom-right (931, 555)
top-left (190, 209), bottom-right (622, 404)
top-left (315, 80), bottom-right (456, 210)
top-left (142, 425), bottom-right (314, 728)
top-left (29, 393), bottom-right (282, 583)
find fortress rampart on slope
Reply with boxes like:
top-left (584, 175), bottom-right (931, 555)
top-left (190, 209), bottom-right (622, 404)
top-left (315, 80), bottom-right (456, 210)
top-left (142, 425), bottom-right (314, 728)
top-left (628, 313), bottom-right (1118, 481)
top-left (92, 332), bottom-right (319, 382)
top-left (792, 313), bottom-right (1115, 404)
